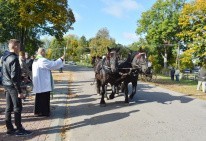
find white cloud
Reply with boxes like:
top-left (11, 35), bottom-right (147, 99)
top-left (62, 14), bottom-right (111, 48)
top-left (122, 32), bottom-right (139, 42)
top-left (101, 0), bottom-right (143, 18)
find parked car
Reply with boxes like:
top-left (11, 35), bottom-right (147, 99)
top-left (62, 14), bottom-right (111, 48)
top-left (68, 61), bottom-right (76, 65)
top-left (193, 66), bottom-right (200, 74)
top-left (184, 69), bottom-right (191, 73)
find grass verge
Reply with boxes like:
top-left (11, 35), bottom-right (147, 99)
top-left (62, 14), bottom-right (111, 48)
top-left (145, 74), bottom-right (206, 100)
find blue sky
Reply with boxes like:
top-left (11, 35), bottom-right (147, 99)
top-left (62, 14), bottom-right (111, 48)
top-left (68, 0), bottom-right (157, 46)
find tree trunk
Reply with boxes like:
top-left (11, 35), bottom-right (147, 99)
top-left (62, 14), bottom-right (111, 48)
top-left (164, 49), bottom-right (168, 68)
top-left (161, 47), bottom-right (168, 68)
top-left (20, 27), bottom-right (25, 51)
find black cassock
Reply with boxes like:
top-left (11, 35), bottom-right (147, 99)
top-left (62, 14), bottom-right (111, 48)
top-left (34, 91), bottom-right (50, 116)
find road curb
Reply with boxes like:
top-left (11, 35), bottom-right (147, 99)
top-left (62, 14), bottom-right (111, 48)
top-left (45, 78), bottom-right (68, 141)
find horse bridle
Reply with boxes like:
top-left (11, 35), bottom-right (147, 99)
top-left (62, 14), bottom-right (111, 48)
top-left (134, 53), bottom-right (147, 68)
top-left (102, 51), bottom-right (119, 71)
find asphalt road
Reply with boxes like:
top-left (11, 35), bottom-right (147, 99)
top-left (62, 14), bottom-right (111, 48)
top-left (64, 65), bottom-right (206, 141)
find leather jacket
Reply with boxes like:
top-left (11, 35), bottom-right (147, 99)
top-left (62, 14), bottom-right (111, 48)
top-left (2, 51), bottom-right (22, 93)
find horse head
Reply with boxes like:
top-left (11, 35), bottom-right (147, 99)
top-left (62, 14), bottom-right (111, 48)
top-left (131, 52), bottom-right (148, 73)
top-left (91, 56), bottom-right (96, 67)
top-left (104, 47), bottom-right (120, 73)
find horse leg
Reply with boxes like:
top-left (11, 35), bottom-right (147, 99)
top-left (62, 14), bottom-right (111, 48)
top-left (116, 84), bottom-right (120, 95)
top-left (121, 83), bottom-right (125, 93)
top-left (124, 82), bottom-right (129, 104)
top-left (129, 81), bottom-right (137, 100)
top-left (96, 79), bottom-right (101, 94)
top-left (109, 85), bottom-right (115, 99)
top-left (100, 85), bottom-right (106, 107)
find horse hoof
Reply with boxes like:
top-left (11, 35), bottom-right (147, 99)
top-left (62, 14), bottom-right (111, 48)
top-left (129, 95), bottom-right (134, 100)
top-left (124, 102), bottom-right (129, 106)
top-left (109, 94), bottom-right (114, 99)
top-left (100, 103), bottom-right (106, 107)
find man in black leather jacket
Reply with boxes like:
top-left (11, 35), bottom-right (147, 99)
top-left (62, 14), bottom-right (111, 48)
top-left (2, 39), bottom-right (32, 136)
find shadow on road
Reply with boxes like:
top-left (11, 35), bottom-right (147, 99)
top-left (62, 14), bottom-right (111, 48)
top-left (131, 83), bottom-right (194, 105)
top-left (68, 81), bottom-right (195, 119)
top-left (66, 110), bottom-right (139, 130)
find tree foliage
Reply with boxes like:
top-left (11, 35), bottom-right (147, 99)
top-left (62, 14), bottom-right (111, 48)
top-left (47, 38), bottom-right (65, 59)
top-left (136, 0), bottom-right (185, 69)
top-left (65, 35), bottom-right (79, 61)
top-left (76, 36), bottom-right (89, 58)
top-left (178, 0), bottom-right (206, 66)
top-left (0, 0), bottom-right (75, 52)
top-left (89, 28), bottom-right (116, 57)
top-left (0, 1), bottom-right (19, 42)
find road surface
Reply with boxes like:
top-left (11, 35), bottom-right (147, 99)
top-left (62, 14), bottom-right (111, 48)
top-left (64, 65), bottom-right (206, 141)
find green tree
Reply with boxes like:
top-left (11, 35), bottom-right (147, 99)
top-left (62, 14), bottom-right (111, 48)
top-left (65, 35), bottom-right (78, 61)
top-left (128, 38), bottom-right (152, 53)
top-left (0, 1), bottom-right (19, 42)
top-left (0, 0), bottom-right (75, 50)
top-left (76, 36), bottom-right (89, 60)
top-left (89, 28), bottom-right (116, 57)
top-left (48, 38), bottom-right (65, 59)
top-left (115, 44), bottom-right (129, 59)
top-left (136, 0), bottom-right (185, 69)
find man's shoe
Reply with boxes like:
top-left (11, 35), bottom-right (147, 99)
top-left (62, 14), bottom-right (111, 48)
top-left (6, 129), bottom-right (16, 135)
top-left (16, 129), bottom-right (33, 136)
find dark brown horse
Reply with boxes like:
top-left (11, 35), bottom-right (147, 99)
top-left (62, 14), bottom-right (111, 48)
top-left (94, 47), bottom-right (120, 107)
top-left (115, 51), bottom-right (148, 103)
top-left (91, 56), bottom-right (102, 68)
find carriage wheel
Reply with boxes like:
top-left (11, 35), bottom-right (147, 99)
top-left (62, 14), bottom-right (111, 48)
top-left (146, 74), bottom-right (152, 82)
top-left (105, 84), bottom-right (110, 100)
top-left (139, 74), bottom-right (145, 81)
top-left (141, 74), bottom-right (147, 82)
top-left (151, 72), bottom-right (157, 82)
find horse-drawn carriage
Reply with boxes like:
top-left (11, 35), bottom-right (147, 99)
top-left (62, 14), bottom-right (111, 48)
top-left (139, 67), bottom-right (157, 82)
top-left (93, 47), bottom-right (148, 107)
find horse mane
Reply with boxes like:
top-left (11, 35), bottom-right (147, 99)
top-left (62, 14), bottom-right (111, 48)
top-left (118, 51), bottom-right (139, 69)
top-left (130, 51), bottom-right (139, 62)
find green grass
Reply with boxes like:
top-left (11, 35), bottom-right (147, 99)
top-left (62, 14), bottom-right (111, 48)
top-left (156, 74), bottom-right (197, 86)
top-left (76, 61), bottom-right (93, 68)
top-left (147, 74), bottom-right (206, 100)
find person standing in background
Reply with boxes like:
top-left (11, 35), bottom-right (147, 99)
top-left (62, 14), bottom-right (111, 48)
top-left (170, 67), bottom-right (175, 81)
top-left (197, 65), bottom-right (206, 92)
top-left (19, 51), bottom-right (32, 82)
top-left (25, 52), bottom-right (34, 72)
top-left (32, 48), bottom-right (64, 117)
top-left (175, 68), bottom-right (180, 81)
top-left (2, 39), bottom-right (32, 136)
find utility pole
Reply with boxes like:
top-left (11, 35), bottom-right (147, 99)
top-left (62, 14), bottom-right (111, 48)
top-left (64, 46), bottom-right (67, 64)
top-left (176, 42), bottom-right (180, 69)
top-left (161, 43), bottom-right (173, 68)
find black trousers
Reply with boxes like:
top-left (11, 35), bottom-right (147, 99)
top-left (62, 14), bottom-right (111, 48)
top-left (34, 92), bottom-right (50, 116)
top-left (5, 87), bottom-right (23, 130)
top-left (171, 75), bottom-right (174, 80)
top-left (59, 68), bottom-right (63, 73)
